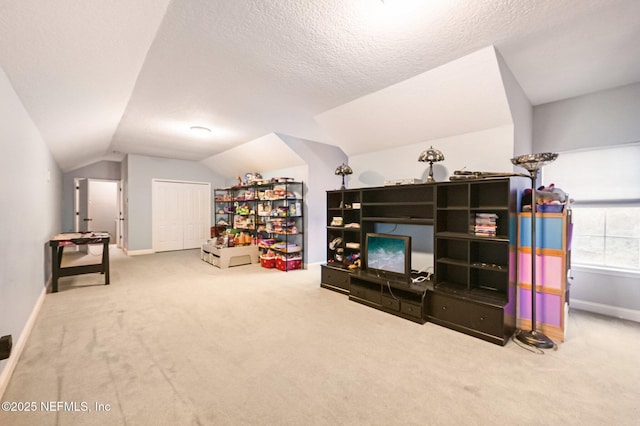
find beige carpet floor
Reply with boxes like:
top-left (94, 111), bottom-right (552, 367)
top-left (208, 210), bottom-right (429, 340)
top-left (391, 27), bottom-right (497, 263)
top-left (1, 248), bottom-right (639, 425)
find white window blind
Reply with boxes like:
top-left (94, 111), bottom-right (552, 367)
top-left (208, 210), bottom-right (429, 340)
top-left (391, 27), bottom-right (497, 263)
top-left (543, 143), bottom-right (640, 272)
top-left (543, 143), bottom-right (640, 202)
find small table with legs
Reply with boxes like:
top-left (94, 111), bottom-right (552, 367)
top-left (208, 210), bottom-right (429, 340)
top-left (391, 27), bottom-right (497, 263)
top-left (49, 233), bottom-right (110, 293)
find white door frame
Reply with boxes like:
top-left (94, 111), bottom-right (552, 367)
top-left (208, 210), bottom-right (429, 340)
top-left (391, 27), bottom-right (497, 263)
top-left (117, 181), bottom-right (123, 249)
top-left (74, 177), bottom-right (122, 246)
top-left (152, 179), bottom-right (211, 252)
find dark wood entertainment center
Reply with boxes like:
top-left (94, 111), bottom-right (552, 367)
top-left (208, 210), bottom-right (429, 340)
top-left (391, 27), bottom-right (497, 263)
top-left (349, 270), bottom-right (429, 324)
top-left (321, 177), bottom-right (529, 345)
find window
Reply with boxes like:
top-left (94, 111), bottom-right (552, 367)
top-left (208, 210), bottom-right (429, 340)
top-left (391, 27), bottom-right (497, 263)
top-left (571, 206), bottom-right (640, 271)
top-left (543, 143), bottom-right (640, 273)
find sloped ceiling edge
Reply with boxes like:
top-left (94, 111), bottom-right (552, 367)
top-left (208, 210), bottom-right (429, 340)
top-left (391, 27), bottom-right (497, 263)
top-left (314, 45), bottom-right (514, 156)
top-left (200, 133), bottom-right (305, 179)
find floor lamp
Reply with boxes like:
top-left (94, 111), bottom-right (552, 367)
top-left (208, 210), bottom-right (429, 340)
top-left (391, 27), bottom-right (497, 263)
top-left (511, 152), bottom-right (559, 349)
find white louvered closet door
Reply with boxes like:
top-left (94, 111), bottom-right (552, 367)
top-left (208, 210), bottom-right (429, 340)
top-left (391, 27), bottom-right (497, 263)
top-left (153, 180), bottom-right (210, 252)
top-left (182, 183), bottom-right (210, 249)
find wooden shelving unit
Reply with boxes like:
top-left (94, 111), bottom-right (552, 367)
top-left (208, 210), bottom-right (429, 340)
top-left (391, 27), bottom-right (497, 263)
top-left (321, 184), bottom-right (434, 296)
top-left (321, 177), bottom-right (532, 346)
top-left (322, 189), bottom-right (361, 293)
top-left (430, 177), bottom-right (528, 345)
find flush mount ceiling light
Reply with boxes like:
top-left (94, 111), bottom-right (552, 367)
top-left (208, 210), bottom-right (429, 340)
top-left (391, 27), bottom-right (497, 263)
top-left (189, 125), bottom-right (212, 136)
top-left (363, 0), bottom-right (446, 35)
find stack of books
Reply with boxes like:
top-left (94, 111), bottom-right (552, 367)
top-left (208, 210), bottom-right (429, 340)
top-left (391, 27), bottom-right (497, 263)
top-left (473, 213), bottom-right (498, 236)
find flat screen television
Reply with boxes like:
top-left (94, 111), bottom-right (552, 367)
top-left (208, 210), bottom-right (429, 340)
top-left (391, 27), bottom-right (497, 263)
top-left (365, 233), bottom-right (411, 282)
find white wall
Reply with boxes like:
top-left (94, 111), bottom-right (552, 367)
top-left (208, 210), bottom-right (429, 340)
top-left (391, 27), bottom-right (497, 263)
top-left (349, 125), bottom-right (515, 187)
top-left (532, 83), bottom-right (640, 321)
top-left (533, 82), bottom-right (640, 152)
top-left (125, 154), bottom-right (226, 252)
top-left (121, 155), bottom-right (129, 250)
top-left (570, 269), bottom-right (640, 322)
top-left (345, 125), bottom-right (514, 275)
top-left (0, 66), bottom-right (62, 391)
top-left (278, 136), bottom-right (348, 264)
top-left (62, 161), bottom-right (121, 232)
top-left (211, 135), bottom-right (347, 265)
top-left (258, 165), bottom-right (310, 263)
top-left (496, 51), bottom-right (533, 157)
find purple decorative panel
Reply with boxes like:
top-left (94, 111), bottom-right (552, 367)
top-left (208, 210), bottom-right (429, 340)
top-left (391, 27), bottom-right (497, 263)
top-left (518, 288), bottom-right (562, 327)
top-left (518, 252), bottom-right (563, 290)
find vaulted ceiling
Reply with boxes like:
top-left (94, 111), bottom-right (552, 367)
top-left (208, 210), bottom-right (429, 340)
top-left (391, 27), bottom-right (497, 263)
top-left (1, 0), bottom-right (639, 172)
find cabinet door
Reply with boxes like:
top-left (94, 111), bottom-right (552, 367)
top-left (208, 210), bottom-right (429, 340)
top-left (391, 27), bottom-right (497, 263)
top-left (428, 293), bottom-right (466, 325)
top-left (321, 266), bottom-right (350, 291)
top-left (428, 292), bottom-right (505, 339)
top-left (467, 303), bottom-right (504, 337)
top-left (400, 301), bottom-right (422, 319)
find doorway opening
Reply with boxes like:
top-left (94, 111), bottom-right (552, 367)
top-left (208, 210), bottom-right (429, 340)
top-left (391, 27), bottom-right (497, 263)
top-left (74, 178), bottom-right (122, 253)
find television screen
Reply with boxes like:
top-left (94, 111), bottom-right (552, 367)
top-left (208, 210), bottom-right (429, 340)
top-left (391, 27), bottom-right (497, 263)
top-left (365, 233), bottom-right (411, 279)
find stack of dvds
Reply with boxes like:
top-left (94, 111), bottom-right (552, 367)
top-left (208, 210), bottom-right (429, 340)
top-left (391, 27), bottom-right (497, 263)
top-left (473, 213), bottom-right (498, 236)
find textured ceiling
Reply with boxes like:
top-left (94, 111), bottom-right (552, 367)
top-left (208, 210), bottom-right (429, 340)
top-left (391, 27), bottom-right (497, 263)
top-left (1, 0), bottom-right (639, 172)
top-left (0, 0), bottom-right (171, 171)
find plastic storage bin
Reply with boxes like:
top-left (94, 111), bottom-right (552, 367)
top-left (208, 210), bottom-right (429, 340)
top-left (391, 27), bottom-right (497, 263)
top-left (275, 257), bottom-right (302, 271)
top-left (260, 255), bottom-right (276, 269)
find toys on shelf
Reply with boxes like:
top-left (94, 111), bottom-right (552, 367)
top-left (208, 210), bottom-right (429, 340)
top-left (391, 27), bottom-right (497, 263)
top-left (521, 183), bottom-right (570, 213)
top-left (215, 180), bottom-right (304, 272)
top-left (214, 229), bottom-right (254, 248)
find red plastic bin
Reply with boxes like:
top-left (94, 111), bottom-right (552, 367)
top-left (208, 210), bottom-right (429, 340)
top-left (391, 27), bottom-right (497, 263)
top-left (275, 257), bottom-right (302, 271)
top-left (260, 255), bottom-right (276, 269)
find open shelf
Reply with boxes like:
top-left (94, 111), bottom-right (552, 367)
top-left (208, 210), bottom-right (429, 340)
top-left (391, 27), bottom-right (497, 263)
top-left (435, 232), bottom-right (510, 242)
top-left (431, 176), bottom-right (528, 345)
top-left (362, 217), bottom-right (434, 225)
top-left (322, 177), bottom-right (529, 345)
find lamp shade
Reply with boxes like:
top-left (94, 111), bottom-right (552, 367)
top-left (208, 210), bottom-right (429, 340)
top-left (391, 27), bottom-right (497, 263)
top-left (418, 146), bottom-right (444, 163)
top-left (335, 163), bottom-right (353, 176)
top-left (510, 152), bottom-right (558, 173)
top-left (335, 163), bottom-right (353, 190)
top-left (418, 146), bottom-right (444, 183)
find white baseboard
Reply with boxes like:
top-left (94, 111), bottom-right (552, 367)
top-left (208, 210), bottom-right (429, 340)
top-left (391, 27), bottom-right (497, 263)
top-left (0, 286), bottom-right (47, 399)
top-left (124, 249), bottom-right (155, 256)
top-left (571, 299), bottom-right (640, 323)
